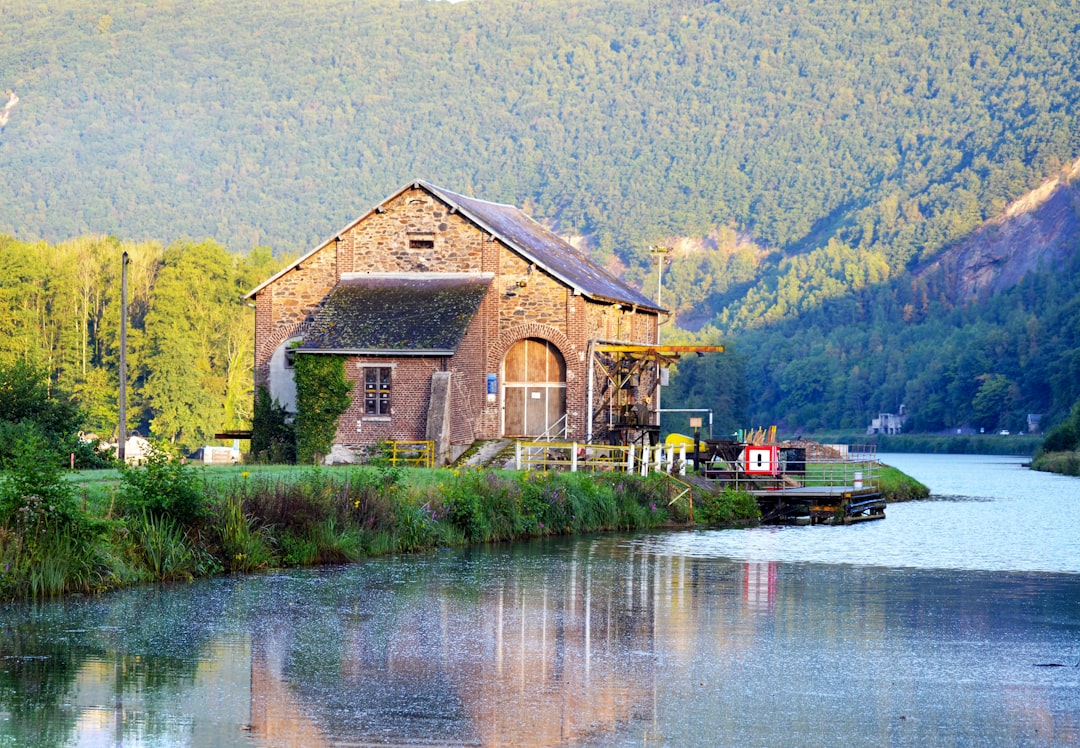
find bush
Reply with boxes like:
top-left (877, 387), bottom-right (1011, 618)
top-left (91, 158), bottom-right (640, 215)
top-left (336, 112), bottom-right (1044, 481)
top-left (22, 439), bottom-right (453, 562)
top-left (120, 448), bottom-right (206, 525)
top-left (0, 429), bottom-right (83, 533)
top-left (250, 385), bottom-right (296, 464)
top-left (698, 487), bottom-right (759, 525)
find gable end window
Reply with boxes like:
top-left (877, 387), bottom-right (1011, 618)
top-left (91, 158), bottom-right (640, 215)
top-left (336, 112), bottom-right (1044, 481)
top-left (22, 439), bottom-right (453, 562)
top-left (364, 367), bottom-right (392, 415)
top-left (408, 232), bottom-right (435, 251)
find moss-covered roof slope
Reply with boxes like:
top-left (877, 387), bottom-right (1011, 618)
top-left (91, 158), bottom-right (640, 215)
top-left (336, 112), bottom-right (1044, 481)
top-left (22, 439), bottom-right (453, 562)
top-left (296, 274), bottom-right (490, 355)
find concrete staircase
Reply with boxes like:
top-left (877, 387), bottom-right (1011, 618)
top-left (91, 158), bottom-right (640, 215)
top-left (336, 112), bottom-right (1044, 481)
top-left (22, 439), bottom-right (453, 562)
top-left (453, 439), bottom-right (516, 469)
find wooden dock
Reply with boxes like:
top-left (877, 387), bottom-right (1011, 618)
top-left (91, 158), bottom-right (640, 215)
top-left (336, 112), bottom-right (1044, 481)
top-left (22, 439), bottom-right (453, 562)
top-left (750, 484), bottom-right (886, 525)
top-left (698, 441), bottom-right (887, 525)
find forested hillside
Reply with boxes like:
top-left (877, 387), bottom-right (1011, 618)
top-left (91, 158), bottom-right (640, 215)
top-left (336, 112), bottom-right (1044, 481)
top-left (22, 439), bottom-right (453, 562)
top-left (1, 0), bottom-right (1079, 444)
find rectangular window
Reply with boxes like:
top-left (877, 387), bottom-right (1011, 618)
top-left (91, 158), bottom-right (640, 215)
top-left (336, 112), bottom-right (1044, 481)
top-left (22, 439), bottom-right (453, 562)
top-left (364, 367), bottom-right (392, 415)
top-left (409, 238), bottom-right (434, 251)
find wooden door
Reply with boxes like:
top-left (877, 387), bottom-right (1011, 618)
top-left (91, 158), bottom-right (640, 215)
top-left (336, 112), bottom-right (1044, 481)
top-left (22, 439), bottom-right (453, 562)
top-left (502, 338), bottom-right (566, 437)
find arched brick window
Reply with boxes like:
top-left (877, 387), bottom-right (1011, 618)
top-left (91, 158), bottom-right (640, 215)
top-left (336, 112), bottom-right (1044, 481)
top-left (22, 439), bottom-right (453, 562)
top-left (502, 338), bottom-right (566, 438)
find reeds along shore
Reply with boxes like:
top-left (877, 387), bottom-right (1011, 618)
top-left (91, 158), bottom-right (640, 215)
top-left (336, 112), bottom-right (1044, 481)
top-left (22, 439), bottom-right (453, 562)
top-left (0, 455), bottom-right (764, 601)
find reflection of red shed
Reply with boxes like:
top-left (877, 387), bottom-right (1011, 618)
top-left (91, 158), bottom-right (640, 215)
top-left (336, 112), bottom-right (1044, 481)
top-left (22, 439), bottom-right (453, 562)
top-left (246, 180), bottom-right (665, 463)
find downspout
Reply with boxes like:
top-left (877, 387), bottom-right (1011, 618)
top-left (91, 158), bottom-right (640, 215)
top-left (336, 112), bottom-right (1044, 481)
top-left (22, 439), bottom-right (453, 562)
top-left (586, 338), bottom-right (596, 443)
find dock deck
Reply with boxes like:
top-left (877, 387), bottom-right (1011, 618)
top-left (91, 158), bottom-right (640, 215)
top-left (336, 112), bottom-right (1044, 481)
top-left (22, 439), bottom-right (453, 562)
top-left (750, 485), bottom-right (886, 524)
top-left (699, 442), bottom-right (887, 525)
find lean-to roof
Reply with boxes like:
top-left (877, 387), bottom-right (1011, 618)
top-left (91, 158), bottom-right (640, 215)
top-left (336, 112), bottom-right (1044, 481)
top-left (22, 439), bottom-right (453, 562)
top-left (295, 273), bottom-right (490, 355)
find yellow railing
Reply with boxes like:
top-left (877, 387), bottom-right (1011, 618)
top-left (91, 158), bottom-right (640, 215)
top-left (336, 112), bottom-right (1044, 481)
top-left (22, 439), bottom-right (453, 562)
top-left (384, 440), bottom-right (435, 468)
top-left (655, 471), bottom-right (694, 523)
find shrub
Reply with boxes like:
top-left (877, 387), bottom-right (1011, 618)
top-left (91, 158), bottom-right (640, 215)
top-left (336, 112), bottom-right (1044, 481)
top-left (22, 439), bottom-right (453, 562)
top-left (120, 448), bottom-right (206, 525)
top-left (698, 487), bottom-right (759, 525)
top-left (250, 385), bottom-right (296, 464)
top-left (0, 429), bottom-right (81, 528)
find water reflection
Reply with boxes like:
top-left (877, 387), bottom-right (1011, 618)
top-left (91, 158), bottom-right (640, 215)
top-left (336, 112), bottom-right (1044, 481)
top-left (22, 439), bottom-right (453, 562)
top-left (3, 533), bottom-right (1078, 747)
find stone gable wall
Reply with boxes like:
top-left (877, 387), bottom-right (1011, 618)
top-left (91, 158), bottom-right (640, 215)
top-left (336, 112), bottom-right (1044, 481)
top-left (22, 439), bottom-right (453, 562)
top-left (341, 188), bottom-right (486, 274)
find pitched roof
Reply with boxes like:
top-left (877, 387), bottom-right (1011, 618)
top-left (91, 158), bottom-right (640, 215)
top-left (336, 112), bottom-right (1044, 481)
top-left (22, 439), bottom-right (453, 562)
top-left (246, 180), bottom-right (663, 312)
top-left (295, 273), bottom-right (490, 355)
top-left (418, 181), bottom-right (660, 310)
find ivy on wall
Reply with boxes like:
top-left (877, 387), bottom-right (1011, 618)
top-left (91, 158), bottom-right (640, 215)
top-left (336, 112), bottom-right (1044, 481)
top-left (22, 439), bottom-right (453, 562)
top-left (294, 355), bottom-right (353, 464)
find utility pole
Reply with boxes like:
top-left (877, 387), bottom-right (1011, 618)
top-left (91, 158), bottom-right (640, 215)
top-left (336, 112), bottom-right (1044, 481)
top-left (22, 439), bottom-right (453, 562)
top-left (118, 251), bottom-right (128, 464)
top-left (649, 245), bottom-right (671, 337)
top-left (649, 245), bottom-right (671, 434)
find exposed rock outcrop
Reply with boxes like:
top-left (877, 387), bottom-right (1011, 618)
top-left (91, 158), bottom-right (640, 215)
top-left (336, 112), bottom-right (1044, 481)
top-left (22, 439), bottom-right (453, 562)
top-left (918, 157), bottom-right (1080, 302)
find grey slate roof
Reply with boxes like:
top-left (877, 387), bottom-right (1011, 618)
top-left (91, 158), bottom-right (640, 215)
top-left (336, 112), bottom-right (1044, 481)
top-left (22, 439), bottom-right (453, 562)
top-left (296, 274), bottom-right (490, 355)
top-left (246, 180), bottom-right (663, 312)
top-left (420, 181), bottom-right (660, 311)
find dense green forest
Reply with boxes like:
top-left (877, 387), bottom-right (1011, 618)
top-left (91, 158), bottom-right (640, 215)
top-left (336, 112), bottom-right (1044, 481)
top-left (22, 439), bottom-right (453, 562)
top-left (1, 0), bottom-right (1079, 443)
top-left (0, 235), bottom-right (279, 452)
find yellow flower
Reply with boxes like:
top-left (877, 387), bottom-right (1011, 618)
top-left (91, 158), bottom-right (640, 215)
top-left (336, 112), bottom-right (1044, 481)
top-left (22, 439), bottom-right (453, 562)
top-left (241, 471), bottom-right (250, 479)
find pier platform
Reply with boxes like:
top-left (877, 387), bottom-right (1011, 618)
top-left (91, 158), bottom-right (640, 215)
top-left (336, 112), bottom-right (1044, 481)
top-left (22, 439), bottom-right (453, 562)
top-left (750, 485), bottom-right (886, 525)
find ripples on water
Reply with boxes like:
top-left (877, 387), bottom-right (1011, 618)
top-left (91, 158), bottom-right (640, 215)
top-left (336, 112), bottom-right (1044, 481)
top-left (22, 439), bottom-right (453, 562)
top-left (636, 454), bottom-right (1080, 573)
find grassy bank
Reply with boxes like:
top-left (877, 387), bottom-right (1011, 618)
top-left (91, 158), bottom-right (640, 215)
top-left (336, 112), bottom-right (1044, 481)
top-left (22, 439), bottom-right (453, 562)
top-left (0, 455), bottom-right (762, 601)
top-left (1030, 451), bottom-right (1080, 476)
top-left (876, 464), bottom-right (931, 502)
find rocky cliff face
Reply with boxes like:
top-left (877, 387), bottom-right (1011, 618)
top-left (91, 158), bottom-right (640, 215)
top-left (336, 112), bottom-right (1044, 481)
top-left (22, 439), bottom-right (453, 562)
top-left (918, 158), bottom-right (1080, 302)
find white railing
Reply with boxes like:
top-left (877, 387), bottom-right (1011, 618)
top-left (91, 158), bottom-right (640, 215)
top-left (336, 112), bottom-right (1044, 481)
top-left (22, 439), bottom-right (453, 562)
top-left (515, 441), bottom-right (687, 475)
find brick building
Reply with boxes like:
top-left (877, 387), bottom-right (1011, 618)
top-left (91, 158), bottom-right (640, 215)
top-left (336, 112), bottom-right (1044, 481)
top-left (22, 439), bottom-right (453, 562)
top-left (246, 180), bottom-right (666, 463)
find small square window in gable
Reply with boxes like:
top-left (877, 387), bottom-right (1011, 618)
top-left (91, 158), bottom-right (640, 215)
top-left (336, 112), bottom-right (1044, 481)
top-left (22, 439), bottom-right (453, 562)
top-left (408, 232), bottom-right (435, 252)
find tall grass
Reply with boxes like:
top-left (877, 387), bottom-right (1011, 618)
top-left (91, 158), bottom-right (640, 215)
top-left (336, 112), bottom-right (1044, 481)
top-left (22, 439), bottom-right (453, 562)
top-left (3, 454), bottom-right (762, 601)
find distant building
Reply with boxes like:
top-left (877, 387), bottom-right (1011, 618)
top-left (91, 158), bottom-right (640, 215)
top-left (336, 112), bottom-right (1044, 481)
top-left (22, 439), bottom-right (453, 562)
top-left (867, 406), bottom-right (906, 435)
top-left (1027, 414), bottom-right (1043, 434)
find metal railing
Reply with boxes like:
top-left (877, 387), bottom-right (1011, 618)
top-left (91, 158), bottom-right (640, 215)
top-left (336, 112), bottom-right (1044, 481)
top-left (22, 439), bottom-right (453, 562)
top-left (533, 415), bottom-right (569, 442)
top-left (654, 471), bottom-right (694, 523)
top-left (383, 440), bottom-right (435, 468)
top-left (515, 441), bottom-right (689, 475)
top-left (700, 443), bottom-right (880, 491)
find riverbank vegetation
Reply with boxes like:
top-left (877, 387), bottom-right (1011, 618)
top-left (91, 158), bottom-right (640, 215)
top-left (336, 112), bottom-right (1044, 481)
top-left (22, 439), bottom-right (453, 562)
top-left (0, 448), bottom-right (765, 601)
top-left (1031, 399), bottom-right (1080, 476)
top-left (876, 465), bottom-right (930, 503)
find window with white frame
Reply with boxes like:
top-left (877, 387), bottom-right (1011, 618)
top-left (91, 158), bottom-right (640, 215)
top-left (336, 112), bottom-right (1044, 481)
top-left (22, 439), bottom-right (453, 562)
top-left (363, 366), bottom-right (392, 416)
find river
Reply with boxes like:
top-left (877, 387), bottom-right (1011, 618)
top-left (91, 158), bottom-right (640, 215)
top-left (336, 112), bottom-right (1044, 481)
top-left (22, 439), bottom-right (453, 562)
top-left (1, 454), bottom-right (1078, 746)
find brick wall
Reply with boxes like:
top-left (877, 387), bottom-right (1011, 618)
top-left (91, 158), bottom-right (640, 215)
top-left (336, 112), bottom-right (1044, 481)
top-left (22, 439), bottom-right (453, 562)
top-left (254, 184), bottom-right (659, 452)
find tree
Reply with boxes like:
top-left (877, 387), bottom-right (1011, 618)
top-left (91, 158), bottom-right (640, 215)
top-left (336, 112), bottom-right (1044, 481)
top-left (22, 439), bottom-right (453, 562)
top-left (141, 240), bottom-right (252, 452)
top-left (971, 374), bottom-right (1016, 431)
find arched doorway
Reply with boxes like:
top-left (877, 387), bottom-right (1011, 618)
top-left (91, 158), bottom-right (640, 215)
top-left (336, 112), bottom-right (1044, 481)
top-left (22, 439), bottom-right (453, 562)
top-left (502, 338), bottom-right (566, 438)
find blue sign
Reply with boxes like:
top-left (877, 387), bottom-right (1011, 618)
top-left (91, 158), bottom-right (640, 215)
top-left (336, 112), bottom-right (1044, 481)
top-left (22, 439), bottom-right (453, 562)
top-left (487, 373), bottom-right (498, 395)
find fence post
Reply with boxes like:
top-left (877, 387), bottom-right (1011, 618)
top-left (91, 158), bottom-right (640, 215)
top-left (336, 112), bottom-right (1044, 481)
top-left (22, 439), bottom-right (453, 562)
top-left (571, 442), bottom-right (578, 472)
top-left (641, 446), bottom-right (649, 476)
top-left (627, 444), bottom-right (635, 473)
top-left (515, 441), bottom-right (522, 470)
top-left (679, 445), bottom-right (686, 476)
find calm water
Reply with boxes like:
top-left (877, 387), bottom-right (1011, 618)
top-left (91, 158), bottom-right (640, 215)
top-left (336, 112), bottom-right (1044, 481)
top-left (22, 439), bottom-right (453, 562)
top-left (1, 454), bottom-right (1078, 747)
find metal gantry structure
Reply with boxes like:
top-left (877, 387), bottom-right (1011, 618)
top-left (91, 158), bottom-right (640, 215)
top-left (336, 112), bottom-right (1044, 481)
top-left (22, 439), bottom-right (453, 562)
top-left (586, 340), bottom-right (725, 446)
